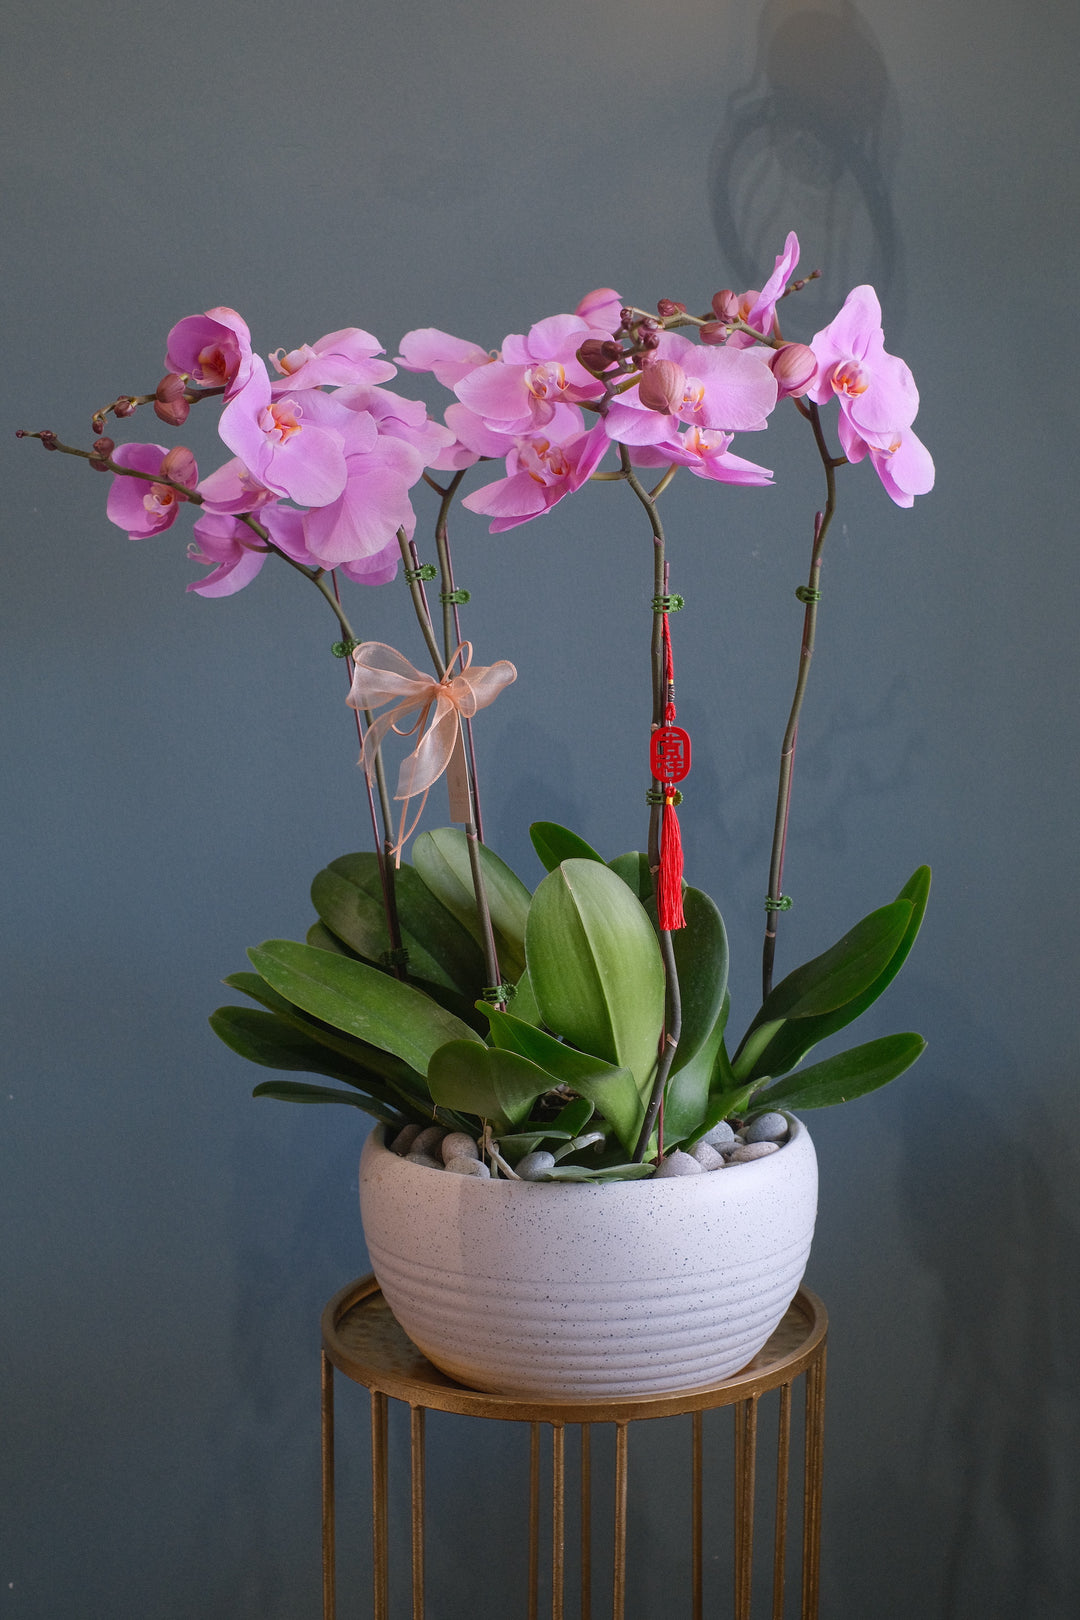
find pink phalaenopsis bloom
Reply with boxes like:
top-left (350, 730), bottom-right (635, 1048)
top-left (396, 328), bottom-right (495, 389)
top-left (575, 287), bottom-right (624, 331)
top-left (631, 428), bottom-right (774, 487)
top-left (807, 286), bottom-right (919, 439)
top-left (454, 313), bottom-right (613, 435)
top-left (837, 415), bottom-right (935, 508)
top-left (217, 356), bottom-right (352, 508)
top-left (726, 232), bottom-right (801, 349)
top-left (106, 443), bottom-right (198, 538)
top-left (165, 307), bottom-right (254, 400)
top-left (268, 328), bottom-right (396, 395)
top-left (301, 429), bottom-right (428, 569)
top-left (461, 420), bottom-right (611, 532)
top-left (186, 506), bottom-right (312, 597)
top-left (605, 334), bottom-right (777, 446)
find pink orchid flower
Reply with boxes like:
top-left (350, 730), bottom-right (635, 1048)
top-left (807, 286), bottom-right (919, 440)
top-left (267, 327), bottom-right (396, 395)
top-left (575, 287), bottom-right (624, 330)
top-left (196, 456), bottom-right (279, 516)
top-left (217, 356), bottom-right (353, 508)
top-left (454, 313), bottom-right (611, 435)
top-left (726, 233), bottom-right (801, 349)
top-left (301, 431), bottom-right (428, 568)
top-left (836, 414), bottom-right (935, 507)
top-left (605, 334), bottom-right (778, 446)
top-left (461, 420), bottom-right (611, 533)
top-left (106, 443), bottom-right (198, 538)
top-left (631, 427), bottom-right (774, 486)
top-left (396, 328), bottom-right (496, 389)
top-left (165, 307), bottom-right (254, 400)
top-left (186, 505), bottom-right (315, 598)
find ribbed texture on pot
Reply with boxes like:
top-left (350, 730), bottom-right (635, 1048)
top-left (360, 1120), bottom-right (818, 1398)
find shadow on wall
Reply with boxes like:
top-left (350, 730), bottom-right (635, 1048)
top-left (711, 0), bottom-right (904, 328)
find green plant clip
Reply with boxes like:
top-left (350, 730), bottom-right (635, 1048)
top-left (331, 638), bottom-right (359, 658)
top-left (795, 585), bottom-right (822, 603)
top-left (405, 563), bottom-right (438, 582)
top-left (439, 588), bottom-right (471, 604)
top-left (651, 593), bottom-right (685, 612)
top-left (764, 895), bottom-right (793, 912)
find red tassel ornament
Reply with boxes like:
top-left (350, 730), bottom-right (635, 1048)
top-left (650, 610), bottom-right (690, 931)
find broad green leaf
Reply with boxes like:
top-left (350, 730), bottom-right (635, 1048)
top-left (311, 852), bottom-right (485, 995)
top-left (529, 821), bottom-right (606, 872)
top-left (644, 886), bottom-right (728, 1076)
top-left (251, 1079), bottom-right (402, 1120)
top-left (247, 939), bottom-right (482, 1079)
top-left (413, 828), bottom-right (531, 982)
top-left (507, 968), bottom-right (541, 1027)
top-left (661, 1014), bottom-right (725, 1143)
top-left (537, 1162), bottom-right (656, 1182)
top-left (211, 1004), bottom-right (382, 1089)
top-left (483, 1009), bottom-right (643, 1152)
top-left (427, 1041), bottom-right (550, 1130)
top-left (551, 1096), bottom-right (595, 1137)
top-left (756, 1032), bottom-right (927, 1110)
top-left (608, 851), bottom-right (653, 902)
top-left (525, 859), bottom-right (666, 1100)
top-left (222, 971), bottom-right (431, 1095)
top-left (734, 868), bottom-right (931, 1082)
top-left (306, 920), bottom-right (361, 957)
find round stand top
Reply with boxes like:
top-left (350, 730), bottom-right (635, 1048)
top-left (322, 1276), bottom-right (827, 1425)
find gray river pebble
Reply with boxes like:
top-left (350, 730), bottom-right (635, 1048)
top-left (516, 1150), bottom-right (557, 1180)
top-left (389, 1123), bottom-right (422, 1155)
top-left (701, 1120), bottom-right (737, 1150)
top-left (406, 1152), bottom-right (446, 1170)
top-left (689, 1140), bottom-right (726, 1171)
top-left (745, 1112), bottom-right (789, 1145)
top-left (727, 1141), bottom-right (781, 1163)
top-left (654, 1150), bottom-right (705, 1177)
top-left (411, 1125), bottom-right (447, 1158)
top-left (444, 1156), bottom-right (491, 1177)
top-left (440, 1131), bottom-right (480, 1164)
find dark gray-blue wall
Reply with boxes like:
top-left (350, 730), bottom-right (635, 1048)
top-left (4, 2), bottom-right (1078, 1615)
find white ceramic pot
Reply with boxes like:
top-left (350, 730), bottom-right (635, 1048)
top-left (359, 1118), bottom-right (817, 1398)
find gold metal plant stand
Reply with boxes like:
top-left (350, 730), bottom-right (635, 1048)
top-left (321, 1276), bottom-right (827, 1620)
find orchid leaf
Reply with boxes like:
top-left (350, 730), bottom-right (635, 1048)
top-left (734, 868), bottom-right (931, 1082)
top-left (529, 821), bottom-right (605, 872)
top-left (306, 920), bottom-right (361, 958)
top-left (311, 852), bottom-right (485, 995)
top-left (247, 939), bottom-right (482, 1078)
top-left (412, 827), bottom-right (531, 982)
top-left (644, 886), bottom-right (728, 1076)
top-left (534, 1162), bottom-right (656, 1182)
top-left (251, 1079), bottom-right (404, 1119)
top-left (607, 851), bottom-right (653, 903)
top-left (524, 859), bottom-right (666, 1103)
top-left (482, 1008), bottom-right (643, 1153)
top-left (426, 1041), bottom-right (550, 1131)
top-left (755, 1032), bottom-right (927, 1110)
top-left (221, 970), bottom-right (431, 1094)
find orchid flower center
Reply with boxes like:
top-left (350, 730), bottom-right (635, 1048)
top-left (830, 359), bottom-right (870, 397)
top-left (681, 377), bottom-right (707, 414)
top-left (525, 362), bottom-right (569, 402)
top-left (271, 344), bottom-right (318, 376)
top-left (521, 438), bottom-right (571, 484)
top-left (196, 343), bottom-right (234, 386)
top-left (143, 482), bottom-right (179, 517)
top-left (259, 399), bottom-right (304, 443)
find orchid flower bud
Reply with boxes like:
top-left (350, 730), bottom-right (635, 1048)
top-left (113, 397), bottom-right (136, 419)
top-left (88, 435), bottom-right (115, 471)
top-left (699, 321), bottom-right (728, 345)
top-left (711, 289), bottom-right (741, 323)
top-left (154, 372), bottom-right (190, 427)
top-left (657, 299), bottom-right (687, 318)
top-left (577, 337), bottom-right (621, 375)
top-left (638, 359), bottom-right (687, 415)
top-left (160, 445), bottom-right (198, 490)
top-left (769, 342), bottom-right (817, 399)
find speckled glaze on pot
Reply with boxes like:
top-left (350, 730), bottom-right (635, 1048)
top-left (358, 1117), bottom-right (817, 1398)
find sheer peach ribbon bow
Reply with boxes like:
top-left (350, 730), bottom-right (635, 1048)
top-left (347, 640), bottom-right (517, 859)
